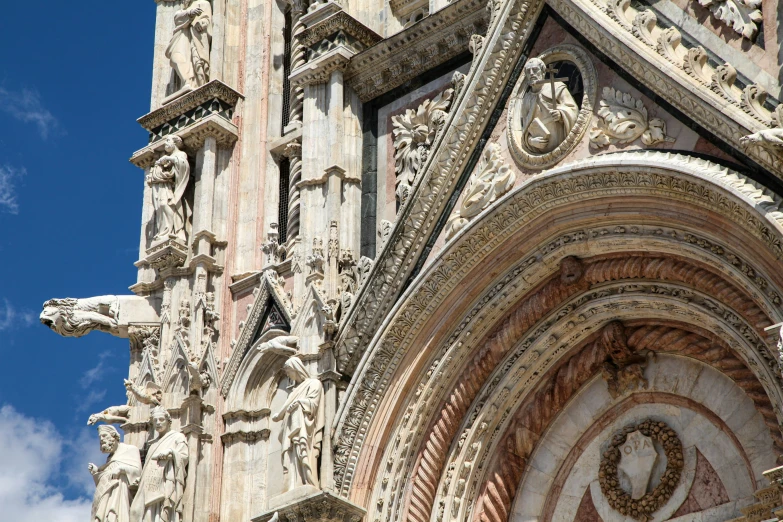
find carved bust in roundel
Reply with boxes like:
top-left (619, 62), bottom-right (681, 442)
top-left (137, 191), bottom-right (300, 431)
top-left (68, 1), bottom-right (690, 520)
top-left (507, 44), bottom-right (596, 169)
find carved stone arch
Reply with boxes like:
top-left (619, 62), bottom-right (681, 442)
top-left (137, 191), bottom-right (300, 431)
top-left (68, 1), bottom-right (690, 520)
top-left (333, 152), bottom-right (783, 514)
top-left (226, 328), bottom-right (297, 413)
top-left (162, 334), bottom-right (191, 410)
top-left (220, 271), bottom-right (294, 397)
top-left (335, 0), bottom-right (783, 383)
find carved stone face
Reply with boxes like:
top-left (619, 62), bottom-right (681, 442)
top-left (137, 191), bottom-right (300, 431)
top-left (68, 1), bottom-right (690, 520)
top-left (524, 58), bottom-right (546, 85)
top-left (99, 431), bottom-right (119, 454)
top-left (152, 412), bottom-right (171, 435)
top-left (164, 137), bottom-right (176, 154)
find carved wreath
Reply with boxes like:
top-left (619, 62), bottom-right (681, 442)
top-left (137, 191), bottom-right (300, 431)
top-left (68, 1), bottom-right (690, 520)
top-left (598, 420), bottom-right (684, 521)
top-left (507, 44), bottom-right (596, 169)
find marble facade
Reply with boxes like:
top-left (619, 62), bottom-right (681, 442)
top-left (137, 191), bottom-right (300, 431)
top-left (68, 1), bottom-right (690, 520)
top-left (40, 0), bottom-right (783, 520)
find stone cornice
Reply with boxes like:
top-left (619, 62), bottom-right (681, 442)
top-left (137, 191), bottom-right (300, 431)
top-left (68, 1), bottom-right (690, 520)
top-left (345, 0), bottom-right (488, 102)
top-left (130, 114), bottom-right (239, 169)
top-left (390, 0), bottom-right (428, 18)
top-left (300, 11), bottom-right (382, 50)
top-left (290, 47), bottom-right (353, 86)
top-left (138, 80), bottom-right (242, 131)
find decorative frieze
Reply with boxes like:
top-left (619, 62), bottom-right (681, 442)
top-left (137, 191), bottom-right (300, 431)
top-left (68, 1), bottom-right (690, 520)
top-left (345, 0), bottom-right (488, 102)
top-left (138, 80), bottom-right (241, 141)
top-left (252, 490), bottom-right (365, 522)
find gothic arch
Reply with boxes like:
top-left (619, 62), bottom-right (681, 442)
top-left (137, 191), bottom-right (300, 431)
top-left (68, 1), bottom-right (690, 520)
top-left (333, 152), bottom-right (783, 522)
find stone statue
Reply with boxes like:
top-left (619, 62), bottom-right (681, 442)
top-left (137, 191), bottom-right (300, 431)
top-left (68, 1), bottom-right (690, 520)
top-left (519, 58), bottom-right (579, 154)
top-left (88, 405), bottom-right (131, 426)
top-left (125, 380), bottom-right (163, 406)
top-left (88, 425), bottom-right (142, 522)
top-left (40, 296), bottom-right (119, 337)
top-left (147, 136), bottom-right (191, 243)
top-left (166, 0), bottom-right (212, 90)
top-left (130, 407), bottom-right (189, 522)
top-left (272, 357), bottom-right (325, 491)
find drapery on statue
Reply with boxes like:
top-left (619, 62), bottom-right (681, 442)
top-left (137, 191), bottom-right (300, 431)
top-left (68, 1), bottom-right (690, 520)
top-left (519, 58), bottom-right (579, 154)
top-left (130, 407), bottom-right (189, 522)
top-left (147, 135), bottom-right (190, 243)
top-left (166, 0), bottom-right (212, 90)
top-left (272, 357), bottom-right (325, 491)
top-left (89, 425), bottom-right (142, 522)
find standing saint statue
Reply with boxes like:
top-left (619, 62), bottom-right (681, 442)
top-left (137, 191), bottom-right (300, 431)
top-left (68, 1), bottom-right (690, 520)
top-left (88, 425), bottom-right (143, 522)
top-left (272, 357), bottom-right (325, 491)
top-left (147, 136), bottom-right (190, 243)
top-left (130, 407), bottom-right (189, 522)
top-left (166, 0), bottom-right (212, 90)
top-left (519, 58), bottom-right (579, 154)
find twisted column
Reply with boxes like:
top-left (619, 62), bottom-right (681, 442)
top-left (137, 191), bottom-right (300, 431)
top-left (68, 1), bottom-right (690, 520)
top-left (287, 0), bottom-right (307, 128)
top-left (284, 142), bottom-right (302, 247)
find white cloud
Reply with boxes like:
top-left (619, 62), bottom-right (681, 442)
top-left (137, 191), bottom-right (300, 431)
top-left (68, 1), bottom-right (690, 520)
top-left (0, 165), bottom-right (25, 214)
top-left (0, 298), bottom-right (36, 331)
top-left (0, 405), bottom-right (91, 522)
top-left (0, 87), bottom-right (59, 139)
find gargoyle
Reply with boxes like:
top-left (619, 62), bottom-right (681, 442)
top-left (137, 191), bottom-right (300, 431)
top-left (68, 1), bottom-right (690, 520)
top-left (40, 296), bottom-right (120, 337)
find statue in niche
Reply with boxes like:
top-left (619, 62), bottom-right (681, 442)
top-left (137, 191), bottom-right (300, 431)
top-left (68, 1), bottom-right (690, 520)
top-left (130, 407), bottom-right (189, 522)
top-left (272, 357), bottom-right (325, 491)
top-left (519, 58), bottom-right (579, 154)
top-left (147, 135), bottom-right (191, 243)
top-left (166, 0), bottom-right (212, 90)
top-left (88, 425), bottom-right (142, 522)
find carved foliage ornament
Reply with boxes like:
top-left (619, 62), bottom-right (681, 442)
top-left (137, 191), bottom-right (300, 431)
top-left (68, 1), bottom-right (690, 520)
top-left (507, 45), bottom-right (596, 169)
top-left (392, 86), bottom-right (455, 208)
top-left (599, 420), bottom-right (684, 521)
top-left (445, 142), bottom-right (515, 240)
top-left (697, 0), bottom-right (762, 41)
top-left (589, 87), bottom-right (675, 148)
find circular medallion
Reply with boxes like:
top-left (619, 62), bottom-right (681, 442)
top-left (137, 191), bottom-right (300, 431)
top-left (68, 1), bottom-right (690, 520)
top-left (507, 44), bottom-right (596, 169)
top-left (598, 419), bottom-right (684, 521)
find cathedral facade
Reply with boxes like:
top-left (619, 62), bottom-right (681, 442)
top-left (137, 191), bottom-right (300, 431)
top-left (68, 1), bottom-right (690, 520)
top-left (41, 0), bottom-right (783, 520)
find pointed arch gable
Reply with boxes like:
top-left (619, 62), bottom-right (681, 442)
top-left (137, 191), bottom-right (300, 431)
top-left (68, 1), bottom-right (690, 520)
top-left (220, 270), bottom-right (294, 396)
top-left (333, 151), bottom-right (783, 503)
top-left (334, 0), bottom-right (783, 380)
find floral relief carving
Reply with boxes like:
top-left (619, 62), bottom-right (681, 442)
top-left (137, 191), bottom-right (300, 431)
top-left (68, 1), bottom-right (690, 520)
top-left (507, 44), bottom-right (597, 169)
top-left (445, 143), bottom-right (515, 241)
top-left (589, 87), bottom-right (674, 148)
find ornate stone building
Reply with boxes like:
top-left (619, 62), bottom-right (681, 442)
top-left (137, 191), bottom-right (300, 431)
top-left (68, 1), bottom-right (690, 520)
top-left (40, 0), bottom-right (783, 520)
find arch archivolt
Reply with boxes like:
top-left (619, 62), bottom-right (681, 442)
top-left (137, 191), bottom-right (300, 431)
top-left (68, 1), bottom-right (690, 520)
top-left (335, 153), bottom-right (783, 512)
top-left (436, 296), bottom-right (781, 522)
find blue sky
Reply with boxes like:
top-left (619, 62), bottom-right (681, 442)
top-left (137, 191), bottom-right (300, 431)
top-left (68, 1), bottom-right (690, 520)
top-left (0, 4), bottom-right (157, 520)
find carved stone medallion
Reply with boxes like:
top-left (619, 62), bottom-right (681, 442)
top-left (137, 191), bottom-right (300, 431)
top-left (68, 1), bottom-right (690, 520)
top-left (599, 420), bottom-right (684, 521)
top-left (507, 44), bottom-right (596, 169)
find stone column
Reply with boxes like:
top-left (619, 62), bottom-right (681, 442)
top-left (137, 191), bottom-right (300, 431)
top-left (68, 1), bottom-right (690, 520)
top-left (284, 142), bottom-right (303, 252)
top-left (286, 0), bottom-right (307, 130)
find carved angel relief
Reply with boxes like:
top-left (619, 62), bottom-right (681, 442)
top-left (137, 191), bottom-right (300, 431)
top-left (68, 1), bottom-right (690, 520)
top-left (445, 143), bottom-right (515, 240)
top-left (391, 87), bottom-right (455, 208)
top-left (589, 87), bottom-right (675, 148)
